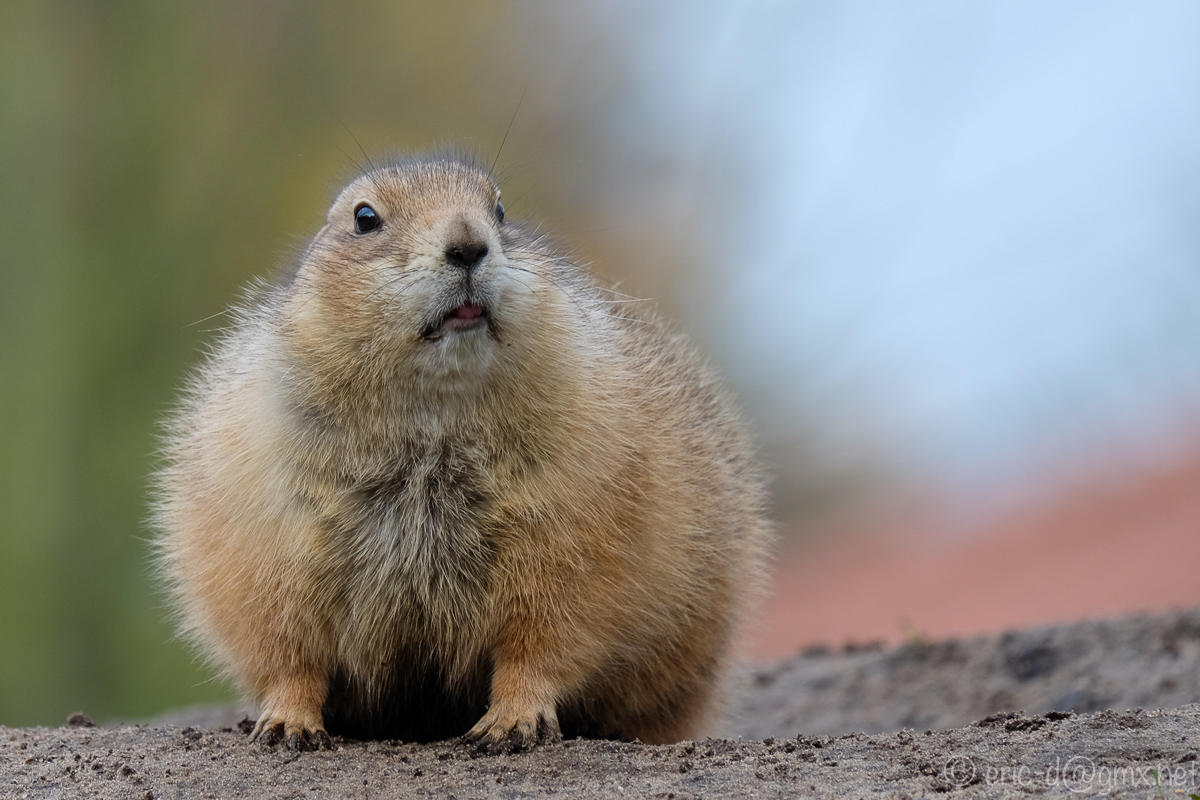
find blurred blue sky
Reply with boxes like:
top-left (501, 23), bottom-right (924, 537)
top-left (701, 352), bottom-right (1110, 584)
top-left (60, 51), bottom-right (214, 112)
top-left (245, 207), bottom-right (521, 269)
top-left (587, 1), bottom-right (1200, 490)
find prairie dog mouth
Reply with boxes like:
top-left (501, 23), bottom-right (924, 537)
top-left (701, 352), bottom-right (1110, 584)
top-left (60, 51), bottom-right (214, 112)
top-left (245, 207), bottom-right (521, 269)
top-left (443, 303), bottom-right (486, 332)
top-left (423, 303), bottom-right (490, 339)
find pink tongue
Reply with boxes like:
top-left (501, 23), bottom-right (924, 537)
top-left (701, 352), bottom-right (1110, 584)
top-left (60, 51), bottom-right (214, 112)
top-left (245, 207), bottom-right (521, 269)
top-left (455, 303), bottom-right (484, 319)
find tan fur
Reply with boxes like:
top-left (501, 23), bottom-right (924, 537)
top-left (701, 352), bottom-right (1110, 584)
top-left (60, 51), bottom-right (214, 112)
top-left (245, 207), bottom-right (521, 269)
top-left (152, 154), bottom-right (770, 750)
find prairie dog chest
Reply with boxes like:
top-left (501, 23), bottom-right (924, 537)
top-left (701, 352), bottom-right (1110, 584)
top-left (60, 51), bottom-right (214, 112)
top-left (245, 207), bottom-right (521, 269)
top-left (288, 435), bottom-right (497, 622)
top-left (348, 439), bottom-right (494, 540)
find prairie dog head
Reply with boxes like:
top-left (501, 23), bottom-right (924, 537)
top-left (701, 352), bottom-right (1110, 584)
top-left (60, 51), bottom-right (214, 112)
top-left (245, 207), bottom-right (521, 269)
top-left (281, 156), bottom-right (572, 393)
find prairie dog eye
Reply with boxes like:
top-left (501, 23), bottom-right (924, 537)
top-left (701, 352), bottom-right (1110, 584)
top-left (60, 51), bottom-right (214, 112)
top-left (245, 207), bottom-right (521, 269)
top-left (354, 203), bottom-right (380, 234)
top-left (495, 201), bottom-right (505, 224)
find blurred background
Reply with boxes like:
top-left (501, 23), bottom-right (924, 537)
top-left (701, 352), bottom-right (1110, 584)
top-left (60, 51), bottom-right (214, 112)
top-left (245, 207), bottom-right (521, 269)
top-left (3, 1), bottom-right (1200, 726)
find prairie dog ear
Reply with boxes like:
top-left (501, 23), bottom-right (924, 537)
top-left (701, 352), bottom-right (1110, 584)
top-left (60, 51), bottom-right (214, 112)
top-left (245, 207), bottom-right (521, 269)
top-left (290, 225), bottom-right (330, 279)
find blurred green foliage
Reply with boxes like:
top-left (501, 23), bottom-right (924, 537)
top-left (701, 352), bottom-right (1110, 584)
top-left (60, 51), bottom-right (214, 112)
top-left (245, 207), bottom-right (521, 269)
top-left (0, 0), bottom-right (621, 727)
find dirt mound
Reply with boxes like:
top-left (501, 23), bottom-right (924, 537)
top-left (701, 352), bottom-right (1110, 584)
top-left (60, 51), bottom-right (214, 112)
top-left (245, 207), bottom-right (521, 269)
top-left (6, 608), bottom-right (1200, 799)
top-left (735, 608), bottom-right (1200, 738)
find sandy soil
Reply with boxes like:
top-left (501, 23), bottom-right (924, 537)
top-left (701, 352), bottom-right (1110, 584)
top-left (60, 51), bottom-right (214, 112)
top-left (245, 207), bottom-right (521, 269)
top-left (7, 608), bottom-right (1200, 799)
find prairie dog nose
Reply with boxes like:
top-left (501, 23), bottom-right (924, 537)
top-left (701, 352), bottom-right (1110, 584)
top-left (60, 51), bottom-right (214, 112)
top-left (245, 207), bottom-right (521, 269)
top-left (443, 214), bottom-right (490, 270)
top-left (445, 241), bottom-right (488, 270)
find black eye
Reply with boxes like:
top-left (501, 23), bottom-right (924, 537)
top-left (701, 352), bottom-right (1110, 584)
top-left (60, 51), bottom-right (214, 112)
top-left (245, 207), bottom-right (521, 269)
top-left (495, 201), bottom-right (505, 224)
top-left (354, 203), bottom-right (380, 234)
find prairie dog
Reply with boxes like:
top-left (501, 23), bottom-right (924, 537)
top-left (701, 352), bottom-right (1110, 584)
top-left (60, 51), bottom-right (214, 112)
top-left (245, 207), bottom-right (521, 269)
top-left (153, 154), bottom-right (769, 751)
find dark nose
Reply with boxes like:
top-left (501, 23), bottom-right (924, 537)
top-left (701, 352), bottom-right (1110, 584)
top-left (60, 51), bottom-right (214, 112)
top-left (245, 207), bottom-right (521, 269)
top-left (445, 242), bottom-right (488, 270)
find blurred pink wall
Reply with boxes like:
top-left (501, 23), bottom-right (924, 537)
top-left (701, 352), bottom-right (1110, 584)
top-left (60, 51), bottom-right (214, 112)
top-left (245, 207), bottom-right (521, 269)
top-left (750, 442), bottom-right (1200, 659)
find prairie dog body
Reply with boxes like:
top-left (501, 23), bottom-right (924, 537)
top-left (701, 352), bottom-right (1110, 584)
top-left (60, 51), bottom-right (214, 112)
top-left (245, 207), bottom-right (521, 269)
top-left (154, 154), bottom-right (769, 750)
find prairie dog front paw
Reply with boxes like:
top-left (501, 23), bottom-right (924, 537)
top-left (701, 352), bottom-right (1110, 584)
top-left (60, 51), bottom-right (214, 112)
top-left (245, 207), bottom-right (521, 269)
top-left (249, 672), bottom-right (331, 752)
top-left (462, 700), bottom-right (561, 752)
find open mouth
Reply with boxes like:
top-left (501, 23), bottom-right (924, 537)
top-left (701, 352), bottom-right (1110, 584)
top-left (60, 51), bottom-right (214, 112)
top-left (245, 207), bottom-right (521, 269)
top-left (425, 303), bottom-right (489, 338)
